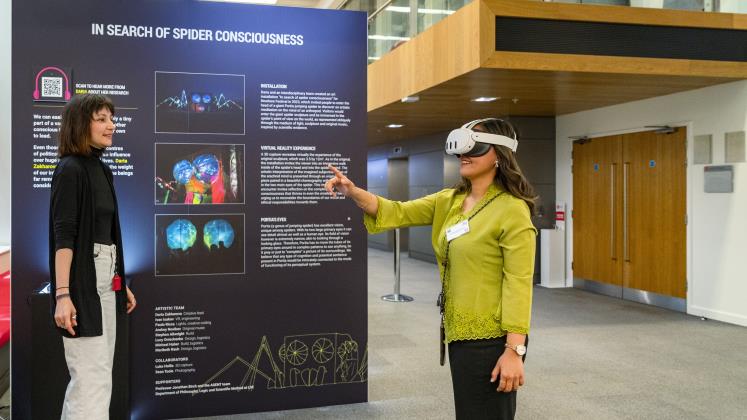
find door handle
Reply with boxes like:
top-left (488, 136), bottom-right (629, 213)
top-left (623, 162), bottom-right (630, 262)
top-left (611, 163), bottom-right (616, 260)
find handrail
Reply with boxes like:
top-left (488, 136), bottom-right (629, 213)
top-left (367, 0), bottom-right (396, 23)
top-left (337, 0), bottom-right (395, 21)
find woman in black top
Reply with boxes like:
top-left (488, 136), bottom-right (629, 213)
top-left (49, 94), bottom-right (136, 419)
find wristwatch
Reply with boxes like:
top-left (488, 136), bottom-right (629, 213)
top-left (505, 343), bottom-right (527, 356)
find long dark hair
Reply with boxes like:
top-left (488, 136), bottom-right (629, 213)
top-left (455, 118), bottom-right (538, 214)
top-left (58, 94), bottom-right (115, 157)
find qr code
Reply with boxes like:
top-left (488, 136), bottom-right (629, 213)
top-left (41, 76), bottom-right (63, 98)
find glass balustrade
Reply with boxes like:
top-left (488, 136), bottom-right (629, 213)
top-left (337, 0), bottom-right (746, 63)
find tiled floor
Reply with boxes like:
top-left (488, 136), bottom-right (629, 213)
top-left (178, 248), bottom-right (747, 419)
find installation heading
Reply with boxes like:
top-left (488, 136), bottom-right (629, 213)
top-left (91, 23), bottom-right (305, 46)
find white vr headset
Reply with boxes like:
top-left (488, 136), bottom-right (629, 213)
top-left (445, 118), bottom-right (518, 157)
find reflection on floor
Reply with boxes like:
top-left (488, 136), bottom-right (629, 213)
top-left (184, 247), bottom-right (747, 419)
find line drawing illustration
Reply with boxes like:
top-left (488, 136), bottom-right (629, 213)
top-left (197, 333), bottom-right (367, 393)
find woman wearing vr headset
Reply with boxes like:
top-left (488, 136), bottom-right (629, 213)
top-left (326, 118), bottom-right (536, 420)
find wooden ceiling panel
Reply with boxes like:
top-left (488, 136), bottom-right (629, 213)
top-left (367, 67), bottom-right (735, 145)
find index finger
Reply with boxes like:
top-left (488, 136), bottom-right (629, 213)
top-left (327, 164), bottom-right (343, 177)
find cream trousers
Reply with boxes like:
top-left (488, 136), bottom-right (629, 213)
top-left (61, 243), bottom-right (117, 420)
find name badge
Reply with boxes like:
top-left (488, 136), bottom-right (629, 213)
top-left (445, 220), bottom-right (470, 242)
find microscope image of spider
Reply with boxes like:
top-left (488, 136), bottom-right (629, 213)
top-left (155, 71), bottom-right (245, 134)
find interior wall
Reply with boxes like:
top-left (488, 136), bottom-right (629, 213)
top-left (365, 157), bottom-right (415, 252)
top-left (388, 158), bottom-right (410, 251)
top-left (556, 80), bottom-right (747, 326)
top-left (0, 0), bottom-right (11, 247)
top-left (512, 117), bottom-right (557, 231)
top-left (366, 158), bottom-right (389, 250)
top-left (408, 149), bottom-right (444, 263)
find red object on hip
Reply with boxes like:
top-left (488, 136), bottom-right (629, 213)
top-left (112, 274), bottom-right (122, 291)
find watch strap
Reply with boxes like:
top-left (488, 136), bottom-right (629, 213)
top-left (505, 342), bottom-right (526, 355)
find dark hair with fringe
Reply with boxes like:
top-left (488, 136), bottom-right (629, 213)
top-left (454, 118), bottom-right (538, 215)
top-left (58, 94), bottom-right (115, 157)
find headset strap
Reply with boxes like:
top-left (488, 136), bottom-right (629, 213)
top-left (462, 117), bottom-right (497, 130)
top-left (461, 118), bottom-right (517, 141)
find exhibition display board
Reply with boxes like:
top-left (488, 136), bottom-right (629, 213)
top-left (11, 1), bottom-right (367, 418)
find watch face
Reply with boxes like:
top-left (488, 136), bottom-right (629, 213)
top-left (516, 345), bottom-right (527, 356)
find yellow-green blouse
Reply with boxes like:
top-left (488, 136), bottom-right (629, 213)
top-left (364, 183), bottom-right (537, 342)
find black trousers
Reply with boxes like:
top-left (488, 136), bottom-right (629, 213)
top-left (448, 336), bottom-right (528, 420)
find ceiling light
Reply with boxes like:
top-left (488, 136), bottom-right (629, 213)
top-left (387, 124), bottom-right (404, 128)
top-left (385, 6), bottom-right (455, 14)
top-left (386, 6), bottom-right (411, 12)
top-left (401, 96), bottom-right (419, 103)
top-left (418, 8), bottom-right (455, 15)
top-left (471, 96), bottom-right (499, 102)
top-left (368, 35), bottom-right (411, 41)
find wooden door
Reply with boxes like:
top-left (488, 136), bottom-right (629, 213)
top-left (573, 128), bottom-right (686, 300)
top-left (572, 135), bottom-right (623, 288)
top-left (622, 129), bottom-right (687, 298)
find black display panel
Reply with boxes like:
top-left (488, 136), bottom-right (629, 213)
top-left (11, 2), bottom-right (368, 419)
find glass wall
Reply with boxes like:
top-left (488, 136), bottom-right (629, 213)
top-left (340, 0), bottom-right (746, 63)
top-left (341, 0), bottom-right (469, 62)
top-left (367, 0), bottom-right (414, 62)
